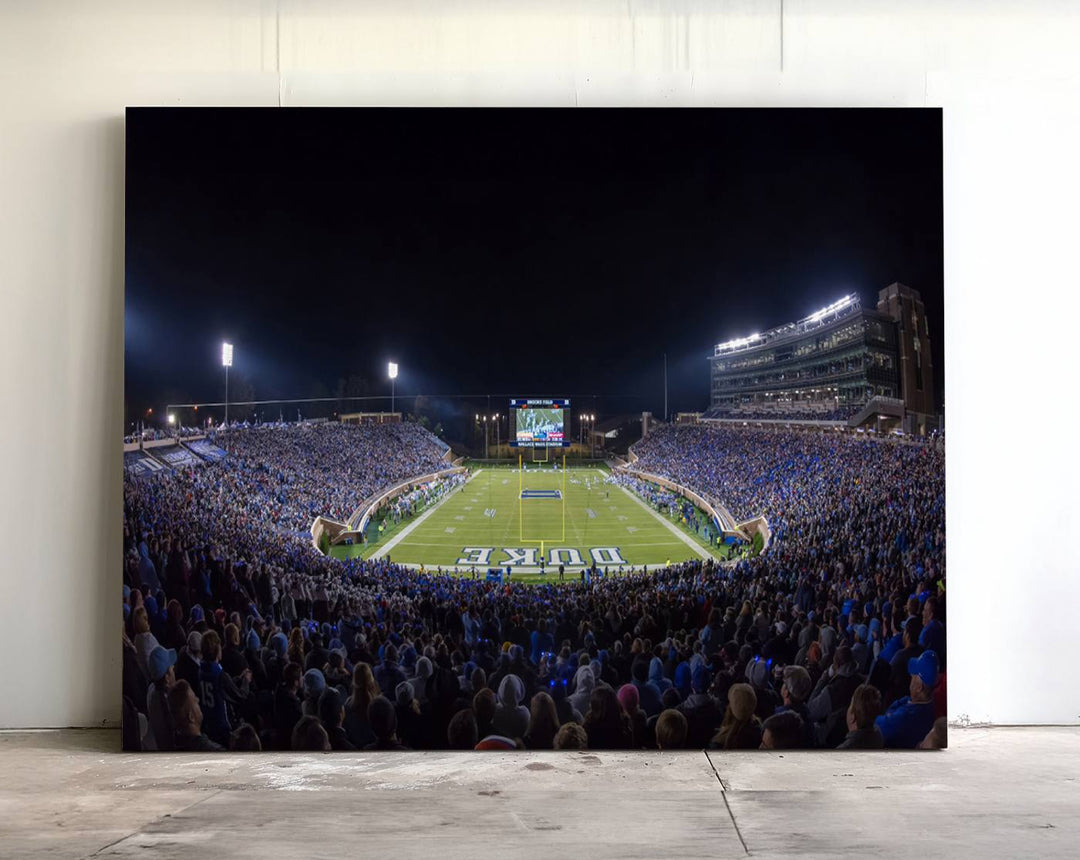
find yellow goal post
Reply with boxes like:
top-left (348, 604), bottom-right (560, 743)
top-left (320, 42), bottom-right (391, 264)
top-left (518, 451), bottom-right (567, 546)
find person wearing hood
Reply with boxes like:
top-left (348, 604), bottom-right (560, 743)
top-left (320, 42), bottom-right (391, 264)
top-left (400, 645), bottom-right (418, 675)
top-left (456, 661), bottom-right (478, 696)
top-left (410, 656), bottom-right (432, 700)
top-left (492, 673), bottom-right (529, 740)
top-left (264, 631), bottom-right (289, 687)
top-left (176, 630), bottom-right (203, 693)
top-left (649, 656), bottom-right (673, 694)
top-left (631, 657), bottom-right (663, 718)
top-left (393, 681), bottom-right (424, 749)
top-left (678, 665), bottom-right (725, 748)
top-left (744, 657), bottom-right (780, 721)
top-left (529, 619), bottom-right (555, 665)
top-left (818, 625), bottom-right (838, 665)
top-left (673, 661), bottom-right (693, 699)
top-left (137, 541), bottom-right (161, 592)
top-left (851, 624), bottom-right (873, 675)
top-left (301, 668), bottom-right (326, 717)
top-left (567, 665), bottom-right (596, 717)
top-left (243, 628), bottom-right (265, 680)
top-left (596, 649), bottom-right (619, 689)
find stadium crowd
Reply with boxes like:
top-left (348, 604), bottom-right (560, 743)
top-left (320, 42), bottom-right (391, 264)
top-left (700, 404), bottom-right (861, 422)
top-left (123, 422), bottom-right (946, 753)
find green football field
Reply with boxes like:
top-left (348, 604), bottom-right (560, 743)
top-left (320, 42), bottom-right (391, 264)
top-left (369, 466), bottom-right (722, 581)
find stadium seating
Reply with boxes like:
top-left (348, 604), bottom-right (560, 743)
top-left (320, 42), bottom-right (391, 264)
top-left (154, 446), bottom-right (204, 469)
top-left (186, 439), bottom-right (227, 462)
top-left (122, 421), bottom-right (945, 753)
top-left (702, 401), bottom-right (860, 422)
top-left (123, 450), bottom-right (165, 478)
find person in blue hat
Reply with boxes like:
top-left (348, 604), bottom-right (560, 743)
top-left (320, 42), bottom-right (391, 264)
top-left (146, 646), bottom-right (177, 751)
top-left (301, 668), bottom-right (326, 717)
top-left (876, 650), bottom-right (938, 749)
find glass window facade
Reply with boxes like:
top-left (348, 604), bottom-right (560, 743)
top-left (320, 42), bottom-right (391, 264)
top-left (708, 309), bottom-right (900, 419)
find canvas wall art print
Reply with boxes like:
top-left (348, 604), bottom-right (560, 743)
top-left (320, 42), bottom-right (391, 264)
top-left (123, 108), bottom-right (945, 753)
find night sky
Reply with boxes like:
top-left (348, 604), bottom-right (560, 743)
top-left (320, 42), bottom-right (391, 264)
top-left (126, 108), bottom-right (943, 438)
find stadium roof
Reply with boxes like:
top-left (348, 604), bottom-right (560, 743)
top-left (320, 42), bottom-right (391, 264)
top-left (712, 294), bottom-right (862, 357)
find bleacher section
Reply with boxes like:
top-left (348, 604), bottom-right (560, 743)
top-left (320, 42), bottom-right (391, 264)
top-left (186, 439), bottom-right (227, 462)
top-left (702, 400), bottom-right (859, 423)
top-left (123, 450), bottom-right (166, 478)
top-left (152, 445), bottom-right (204, 469)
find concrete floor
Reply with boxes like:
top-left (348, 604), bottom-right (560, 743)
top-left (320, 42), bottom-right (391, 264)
top-left (1, 728), bottom-right (1077, 859)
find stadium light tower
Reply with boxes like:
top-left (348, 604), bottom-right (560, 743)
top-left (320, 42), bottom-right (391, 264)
top-left (221, 342), bottom-right (234, 428)
top-left (388, 362), bottom-right (398, 414)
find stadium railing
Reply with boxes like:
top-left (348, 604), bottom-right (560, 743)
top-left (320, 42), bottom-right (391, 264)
top-left (123, 434), bottom-right (208, 454)
top-left (336, 466), bottom-right (469, 541)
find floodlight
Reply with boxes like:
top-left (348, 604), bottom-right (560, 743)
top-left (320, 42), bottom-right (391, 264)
top-left (222, 342), bottom-right (234, 367)
top-left (388, 362), bottom-right (398, 380)
top-left (167, 414), bottom-right (175, 425)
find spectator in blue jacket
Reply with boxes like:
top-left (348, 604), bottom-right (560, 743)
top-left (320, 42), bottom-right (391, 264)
top-left (877, 650), bottom-right (938, 748)
top-left (631, 657), bottom-right (664, 718)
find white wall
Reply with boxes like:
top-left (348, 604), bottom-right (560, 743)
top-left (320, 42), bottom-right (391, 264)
top-left (1, 0), bottom-right (1077, 727)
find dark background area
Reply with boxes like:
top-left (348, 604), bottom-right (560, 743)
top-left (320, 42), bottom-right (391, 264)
top-left (125, 108), bottom-right (943, 445)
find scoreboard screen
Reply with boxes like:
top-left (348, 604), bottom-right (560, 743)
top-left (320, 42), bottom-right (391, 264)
top-left (510, 398), bottom-right (569, 447)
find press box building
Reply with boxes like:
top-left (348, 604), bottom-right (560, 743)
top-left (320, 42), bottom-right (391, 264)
top-left (705, 283), bottom-right (938, 435)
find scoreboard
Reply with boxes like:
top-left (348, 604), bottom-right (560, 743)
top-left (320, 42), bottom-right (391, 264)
top-left (509, 398), bottom-right (569, 447)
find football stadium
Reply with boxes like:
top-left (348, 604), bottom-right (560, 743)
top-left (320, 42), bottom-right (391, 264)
top-left (120, 110), bottom-right (945, 756)
top-left (122, 298), bottom-right (945, 753)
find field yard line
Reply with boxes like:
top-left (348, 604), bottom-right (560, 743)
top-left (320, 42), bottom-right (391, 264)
top-left (370, 470), bottom-right (482, 560)
top-left (612, 479), bottom-right (712, 561)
